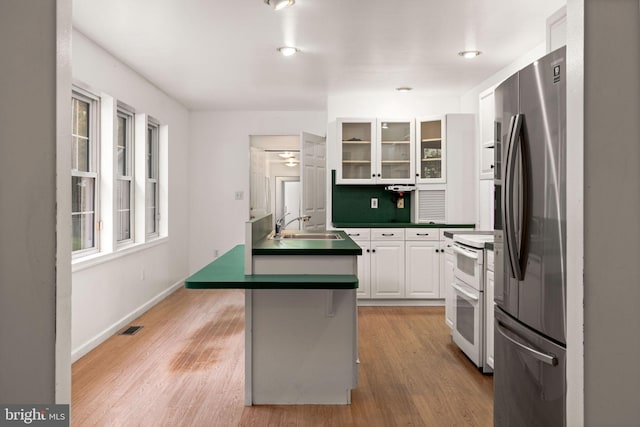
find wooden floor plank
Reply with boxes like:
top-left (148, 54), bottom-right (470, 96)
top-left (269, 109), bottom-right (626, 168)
top-left (72, 289), bottom-right (492, 426)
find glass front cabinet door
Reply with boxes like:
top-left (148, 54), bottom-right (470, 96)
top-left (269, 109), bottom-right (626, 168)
top-left (376, 119), bottom-right (415, 184)
top-left (337, 118), bottom-right (376, 184)
top-left (416, 117), bottom-right (446, 184)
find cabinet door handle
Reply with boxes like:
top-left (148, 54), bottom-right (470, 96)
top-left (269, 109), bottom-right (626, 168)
top-left (377, 173), bottom-right (381, 177)
top-left (372, 174), bottom-right (376, 177)
top-left (416, 173), bottom-right (419, 177)
top-left (416, 233), bottom-right (430, 236)
top-left (349, 233), bottom-right (360, 237)
top-left (366, 249), bottom-right (370, 253)
top-left (491, 164), bottom-right (495, 169)
top-left (381, 233), bottom-right (394, 236)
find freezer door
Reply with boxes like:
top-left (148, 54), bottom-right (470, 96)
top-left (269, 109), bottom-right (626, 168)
top-left (494, 72), bottom-right (519, 317)
top-left (494, 308), bottom-right (566, 427)
top-left (516, 46), bottom-right (566, 344)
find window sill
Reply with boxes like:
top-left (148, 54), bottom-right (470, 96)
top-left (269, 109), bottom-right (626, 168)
top-left (72, 236), bottom-right (169, 273)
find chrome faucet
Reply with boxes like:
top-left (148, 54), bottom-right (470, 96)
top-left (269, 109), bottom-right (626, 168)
top-left (275, 213), bottom-right (311, 237)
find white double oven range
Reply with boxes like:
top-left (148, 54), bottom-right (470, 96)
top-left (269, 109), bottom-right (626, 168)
top-left (451, 233), bottom-right (494, 373)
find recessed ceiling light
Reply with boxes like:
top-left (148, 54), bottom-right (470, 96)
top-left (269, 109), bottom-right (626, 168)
top-left (278, 46), bottom-right (299, 57)
top-left (396, 87), bottom-right (413, 92)
top-left (458, 50), bottom-right (482, 59)
top-left (264, 0), bottom-right (295, 11)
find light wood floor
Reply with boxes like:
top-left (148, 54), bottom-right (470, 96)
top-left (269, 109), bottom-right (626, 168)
top-left (72, 288), bottom-right (493, 426)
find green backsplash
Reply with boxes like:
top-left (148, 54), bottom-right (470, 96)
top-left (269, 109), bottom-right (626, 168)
top-left (331, 170), bottom-right (412, 223)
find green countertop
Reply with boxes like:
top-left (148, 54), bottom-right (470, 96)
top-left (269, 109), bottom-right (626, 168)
top-left (185, 245), bottom-right (359, 290)
top-left (332, 222), bottom-right (476, 229)
top-left (252, 230), bottom-right (362, 256)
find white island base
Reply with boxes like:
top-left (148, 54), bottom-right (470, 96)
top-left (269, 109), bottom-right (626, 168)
top-left (245, 288), bottom-right (357, 405)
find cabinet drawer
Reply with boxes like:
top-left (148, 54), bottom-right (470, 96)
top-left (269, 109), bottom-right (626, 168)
top-left (371, 228), bottom-right (405, 241)
top-left (405, 228), bottom-right (440, 241)
top-left (342, 228), bottom-right (370, 242)
top-left (487, 249), bottom-right (494, 272)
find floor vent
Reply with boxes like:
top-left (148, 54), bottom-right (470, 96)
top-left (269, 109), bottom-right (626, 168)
top-left (120, 326), bottom-right (143, 335)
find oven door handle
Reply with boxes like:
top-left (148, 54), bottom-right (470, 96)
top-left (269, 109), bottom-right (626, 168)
top-left (451, 282), bottom-right (479, 301)
top-left (496, 321), bottom-right (558, 366)
top-left (453, 245), bottom-right (479, 260)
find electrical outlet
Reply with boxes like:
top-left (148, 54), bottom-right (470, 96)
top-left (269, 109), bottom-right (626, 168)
top-left (234, 191), bottom-right (244, 201)
top-left (214, 249), bottom-right (219, 258)
top-left (397, 197), bottom-right (405, 209)
top-left (371, 198), bottom-right (378, 209)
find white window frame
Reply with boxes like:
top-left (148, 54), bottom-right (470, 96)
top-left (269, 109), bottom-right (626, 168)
top-left (116, 104), bottom-right (135, 246)
top-left (71, 87), bottom-right (100, 257)
top-left (146, 118), bottom-right (160, 239)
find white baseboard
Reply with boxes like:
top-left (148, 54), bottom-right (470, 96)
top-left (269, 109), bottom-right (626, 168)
top-left (71, 277), bottom-right (186, 363)
top-left (357, 299), bottom-right (445, 307)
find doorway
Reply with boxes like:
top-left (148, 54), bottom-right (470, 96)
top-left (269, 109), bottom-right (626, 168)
top-left (275, 177), bottom-right (301, 230)
top-left (249, 135), bottom-right (300, 227)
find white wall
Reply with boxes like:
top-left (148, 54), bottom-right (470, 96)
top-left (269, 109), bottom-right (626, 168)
top-left (188, 111), bottom-right (326, 272)
top-left (71, 30), bottom-right (190, 361)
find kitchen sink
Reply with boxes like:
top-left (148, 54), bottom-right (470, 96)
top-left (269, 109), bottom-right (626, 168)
top-left (271, 233), bottom-right (344, 240)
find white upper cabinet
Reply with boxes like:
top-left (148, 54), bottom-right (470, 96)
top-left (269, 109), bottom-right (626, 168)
top-left (337, 118), bottom-right (415, 184)
top-left (416, 117), bottom-right (446, 184)
top-left (376, 119), bottom-right (415, 184)
top-left (337, 118), bottom-right (376, 184)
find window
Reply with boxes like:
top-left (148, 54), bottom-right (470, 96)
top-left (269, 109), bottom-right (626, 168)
top-left (71, 84), bottom-right (167, 262)
top-left (71, 90), bottom-right (99, 254)
top-left (116, 107), bottom-right (134, 243)
top-left (146, 119), bottom-right (160, 238)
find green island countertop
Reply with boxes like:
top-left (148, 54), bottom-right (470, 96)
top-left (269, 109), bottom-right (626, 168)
top-left (332, 222), bottom-right (476, 229)
top-left (252, 230), bottom-right (362, 256)
top-left (185, 245), bottom-right (359, 290)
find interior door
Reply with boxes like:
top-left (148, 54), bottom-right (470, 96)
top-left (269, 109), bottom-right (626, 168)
top-left (300, 131), bottom-right (326, 231)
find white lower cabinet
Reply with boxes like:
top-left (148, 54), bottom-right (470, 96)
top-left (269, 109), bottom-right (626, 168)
top-left (371, 240), bottom-right (405, 298)
top-left (343, 227), bottom-right (460, 301)
top-left (355, 241), bottom-right (371, 298)
top-left (405, 241), bottom-right (440, 298)
top-left (343, 229), bottom-right (372, 298)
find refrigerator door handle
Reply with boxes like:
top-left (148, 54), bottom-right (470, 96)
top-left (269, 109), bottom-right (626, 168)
top-left (503, 115), bottom-right (521, 280)
top-left (496, 321), bottom-right (558, 366)
top-left (504, 113), bottom-right (530, 281)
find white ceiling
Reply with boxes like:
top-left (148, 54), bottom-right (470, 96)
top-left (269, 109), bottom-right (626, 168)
top-left (73, 0), bottom-right (565, 111)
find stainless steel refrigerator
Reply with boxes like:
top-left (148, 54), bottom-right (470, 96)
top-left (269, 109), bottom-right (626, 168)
top-left (493, 46), bottom-right (566, 427)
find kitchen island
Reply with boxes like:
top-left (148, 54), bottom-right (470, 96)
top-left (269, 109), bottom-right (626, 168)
top-left (185, 218), bottom-right (361, 406)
